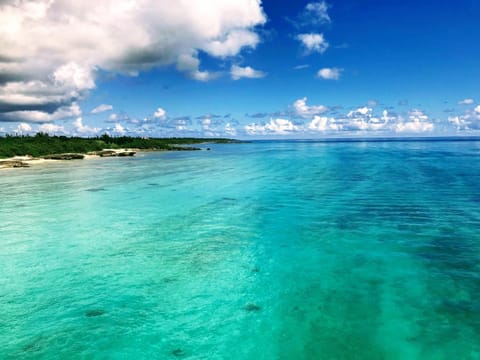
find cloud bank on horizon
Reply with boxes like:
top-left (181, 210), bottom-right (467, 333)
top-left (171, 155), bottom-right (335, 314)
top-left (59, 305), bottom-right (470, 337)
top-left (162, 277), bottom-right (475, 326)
top-left (0, 0), bottom-right (479, 138)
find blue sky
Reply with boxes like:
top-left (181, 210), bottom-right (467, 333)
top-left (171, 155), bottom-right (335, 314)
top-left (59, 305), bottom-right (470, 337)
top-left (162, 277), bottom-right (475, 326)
top-left (0, 0), bottom-right (479, 138)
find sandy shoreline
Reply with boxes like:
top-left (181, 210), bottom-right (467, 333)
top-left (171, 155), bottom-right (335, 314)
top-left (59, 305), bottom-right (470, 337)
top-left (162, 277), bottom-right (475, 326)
top-left (0, 149), bottom-right (139, 170)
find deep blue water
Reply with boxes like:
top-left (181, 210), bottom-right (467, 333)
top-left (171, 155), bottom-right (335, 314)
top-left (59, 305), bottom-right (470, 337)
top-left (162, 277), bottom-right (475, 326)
top-left (1, 140), bottom-right (480, 359)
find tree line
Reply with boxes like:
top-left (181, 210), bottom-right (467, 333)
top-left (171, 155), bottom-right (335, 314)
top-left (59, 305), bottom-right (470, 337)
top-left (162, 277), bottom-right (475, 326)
top-left (0, 133), bottom-right (239, 158)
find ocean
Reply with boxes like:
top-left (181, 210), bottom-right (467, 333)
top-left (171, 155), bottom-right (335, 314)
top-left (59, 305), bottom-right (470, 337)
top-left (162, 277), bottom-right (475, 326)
top-left (1, 139), bottom-right (480, 359)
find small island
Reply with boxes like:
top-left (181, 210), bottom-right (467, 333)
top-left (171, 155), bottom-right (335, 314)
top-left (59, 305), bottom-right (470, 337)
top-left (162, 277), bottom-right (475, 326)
top-left (0, 133), bottom-right (242, 169)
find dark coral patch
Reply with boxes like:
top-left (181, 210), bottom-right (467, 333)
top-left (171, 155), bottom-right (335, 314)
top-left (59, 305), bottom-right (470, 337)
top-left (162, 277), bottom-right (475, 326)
top-left (85, 188), bottom-right (105, 192)
top-left (172, 348), bottom-right (185, 357)
top-left (244, 303), bottom-right (261, 312)
top-left (85, 309), bottom-right (106, 317)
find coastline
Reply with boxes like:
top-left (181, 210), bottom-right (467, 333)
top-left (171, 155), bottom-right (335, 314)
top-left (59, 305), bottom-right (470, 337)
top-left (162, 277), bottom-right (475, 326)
top-left (0, 148), bottom-right (145, 170)
top-left (0, 135), bottom-right (243, 170)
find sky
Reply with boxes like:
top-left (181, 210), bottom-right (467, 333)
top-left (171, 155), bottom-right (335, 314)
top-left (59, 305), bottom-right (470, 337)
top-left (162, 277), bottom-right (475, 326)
top-left (0, 0), bottom-right (479, 139)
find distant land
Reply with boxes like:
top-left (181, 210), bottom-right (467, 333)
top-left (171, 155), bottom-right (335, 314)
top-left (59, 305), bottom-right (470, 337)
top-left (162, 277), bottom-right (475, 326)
top-left (0, 133), bottom-right (242, 159)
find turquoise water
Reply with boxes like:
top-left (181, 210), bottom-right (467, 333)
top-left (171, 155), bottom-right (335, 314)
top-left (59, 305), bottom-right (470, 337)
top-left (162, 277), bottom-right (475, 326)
top-left (1, 140), bottom-right (480, 359)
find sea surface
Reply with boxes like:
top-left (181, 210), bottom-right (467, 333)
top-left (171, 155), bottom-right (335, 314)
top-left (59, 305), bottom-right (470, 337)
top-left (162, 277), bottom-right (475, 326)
top-left (1, 140), bottom-right (480, 359)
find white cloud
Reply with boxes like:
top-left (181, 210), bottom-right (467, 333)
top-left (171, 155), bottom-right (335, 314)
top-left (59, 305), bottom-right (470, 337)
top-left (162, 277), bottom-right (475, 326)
top-left (0, 103), bottom-right (81, 123)
top-left (0, 0), bottom-right (266, 120)
top-left (37, 123), bottom-right (65, 134)
top-left (448, 116), bottom-right (467, 129)
top-left (297, 33), bottom-right (329, 54)
top-left (245, 118), bottom-right (298, 135)
top-left (303, 108), bottom-right (434, 134)
top-left (308, 115), bottom-right (342, 132)
top-left (53, 62), bottom-right (95, 91)
top-left (448, 107), bottom-right (480, 130)
top-left (73, 117), bottom-right (101, 135)
top-left (293, 97), bottom-right (328, 118)
top-left (395, 109), bottom-right (434, 133)
top-left (348, 107), bottom-right (371, 116)
top-left (176, 52), bottom-right (219, 82)
top-left (0, 63), bottom-right (95, 122)
top-left (395, 121), bottom-right (434, 133)
top-left (458, 98), bottom-right (475, 105)
top-left (114, 123), bottom-right (126, 135)
top-left (244, 123), bottom-right (262, 135)
top-left (91, 104), bottom-right (113, 114)
top-left (153, 107), bottom-right (167, 120)
top-left (224, 123), bottom-right (237, 136)
top-left (15, 123), bottom-right (32, 134)
top-left (265, 118), bottom-right (298, 134)
top-left (203, 29), bottom-right (260, 58)
top-left (231, 65), bottom-right (266, 80)
top-left (344, 107), bottom-right (389, 131)
top-left (294, 64), bottom-right (310, 70)
top-left (317, 67), bottom-right (342, 80)
top-left (302, 1), bottom-right (330, 25)
top-left (173, 119), bottom-right (190, 128)
top-left (0, 77), bottom-right (85, 108)
top-left (201, 118), bottom-right (212, 130)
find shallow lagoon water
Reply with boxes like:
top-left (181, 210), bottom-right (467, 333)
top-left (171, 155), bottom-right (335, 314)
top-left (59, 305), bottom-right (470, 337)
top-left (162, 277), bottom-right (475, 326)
top-left (1, 140), bottom-right (480, 359)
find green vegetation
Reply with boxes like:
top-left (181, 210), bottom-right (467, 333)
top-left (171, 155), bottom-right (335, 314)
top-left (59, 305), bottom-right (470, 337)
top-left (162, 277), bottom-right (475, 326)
top-left (0, 133), bottom-right (241, 158)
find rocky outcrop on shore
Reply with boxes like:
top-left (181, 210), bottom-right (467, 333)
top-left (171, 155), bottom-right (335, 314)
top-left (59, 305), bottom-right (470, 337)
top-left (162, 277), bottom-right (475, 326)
top-left (44, 153), bottom-right (85, 160)
top-left (88, 150), bottom-right (136, 157)
top-left (0, 160), bottom-right (30, 168)
top-left (117, 151), bottom-right (136, 156)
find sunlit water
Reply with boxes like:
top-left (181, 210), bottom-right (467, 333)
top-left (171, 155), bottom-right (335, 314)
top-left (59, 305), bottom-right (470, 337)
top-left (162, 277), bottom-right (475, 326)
top-left (1, 140), bottom-right (480, 359)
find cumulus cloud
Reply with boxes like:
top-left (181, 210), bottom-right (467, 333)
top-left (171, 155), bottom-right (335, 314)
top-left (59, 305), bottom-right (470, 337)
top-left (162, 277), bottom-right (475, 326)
top-left (448, 107), bottom-right (480, 130)
top-left (343, 107), bottom-right (389, 131)
top-left (224, 123), bottom-right (237, 136)
top-left (153, 107), bottom-right (167, 120)
top-left (0, 0), bottom-right (266, 121)
top-left (73, 117), bottom-right (101, 135)
top-left (458, 98), bottom-right (475, 105)
top-left (308, 115), bottom-right (341, 132)
top-left (37, 123), bottom-right (65, 134)
top-left (15, 122), bottom-right (32, 134)
top-left (231, 65), bottom-right (266, 80)
top-left (348, 107), bottom-right (370, 117)
top-left (202, 29), bottom-right (260, 58)
top-left (197, 116), bottom-right (225, 132)
top-left (245, 118), bottom-right (298, 135)
top-left (106, 112), bottom-right (138, 124)
top-left (395, 109), bottom-right (434, 133)
top-left (176, 52), bottom-right (220, 81)
top-left (293, 97), bottom-right (328, 118)
top-left (113, 123), bottom-right (126, 135)
top-left (297, 33), bottom-right (329, 54)
top-left (298, 106), bottom-right (433, 134)
top-left (317, 67), bottom-right (342, 80)
top-left (201, 118), bottom-right (212, 130)
top-left (91, 104), bottom-right (113, 114)
top-left (171, 118), bottom-right (191, 132)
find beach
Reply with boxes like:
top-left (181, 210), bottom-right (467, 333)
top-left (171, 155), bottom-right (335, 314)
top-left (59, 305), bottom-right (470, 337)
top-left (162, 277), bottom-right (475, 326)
top-left (0, 149), bottom-right (168, 169)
